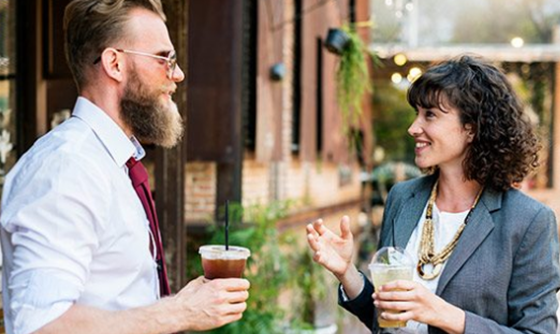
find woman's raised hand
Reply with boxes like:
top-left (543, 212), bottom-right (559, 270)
top-left (306, 215), bottom-right (354, 278)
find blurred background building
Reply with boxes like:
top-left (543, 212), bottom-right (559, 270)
top-left (368, 0), bottom-right (560, 213)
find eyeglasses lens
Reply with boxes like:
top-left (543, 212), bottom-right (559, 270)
top-left (167, 51), bottom-right (177, 79)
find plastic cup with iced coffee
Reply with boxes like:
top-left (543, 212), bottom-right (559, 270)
top-left (369, 246), bottom-right (414, 329)
top-left (199, 245), bottom-right (251, 279)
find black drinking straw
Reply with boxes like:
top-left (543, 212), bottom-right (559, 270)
top-left (225, 200), bottom-right (229, 251)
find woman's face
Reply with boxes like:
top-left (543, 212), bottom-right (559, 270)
top-left (407, 101), bottom-right (474, 173)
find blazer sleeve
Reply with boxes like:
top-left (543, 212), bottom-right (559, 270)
top-left (338, 273), bottom-right (375, 330)
top-left (463, 206), bottom-right (560, 334)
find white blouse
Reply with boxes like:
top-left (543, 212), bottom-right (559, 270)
top-left (402, 203), bottom-right (469, 334)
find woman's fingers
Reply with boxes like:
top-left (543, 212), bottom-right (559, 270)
top-left (378, 280), bottom-right (415, 292)
top-left (307, 232), bottom-right (321, 252)
top-left (306, 222), bottom-right (319, 238)
top-left (375, 298), bottom-right (414, 311)
top-left (379, 309), bottom-right (414, 322)
top-left (373, 280), bottom-right (417, 303)
top-left (312, 219), bottom-right (329, 236)
top-left (339, 215), bottom-right (352, 240)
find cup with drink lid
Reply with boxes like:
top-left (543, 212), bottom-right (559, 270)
top-left (199, 201), bottom-right (251, 279)
top-left (369, 246), bottom-right (414, 331)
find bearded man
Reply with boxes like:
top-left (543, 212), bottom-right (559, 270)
top-left (0, 1), bottom-right (250, 334)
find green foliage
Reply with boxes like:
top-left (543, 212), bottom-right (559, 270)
top-left (371, 83), bottom-right (416, 163)
top-left (199, 201), bottom-right (294, 334)
top-left (188, 200), bottom-right (337, 333)
top-left (284, 236), bottom-right (330, 329)
top-left (336, 25), bottom-right (372, 135)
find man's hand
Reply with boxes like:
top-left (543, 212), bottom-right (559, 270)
top-left (174, 276), bottom-right (250, 331)
top-left (33, 276), bottom-right (250, 334)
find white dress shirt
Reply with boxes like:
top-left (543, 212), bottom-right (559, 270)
top-left (0, 97), bottom-right (159, 334)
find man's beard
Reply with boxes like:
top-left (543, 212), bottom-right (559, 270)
top-left (120, 70), bottom-right (184, 148)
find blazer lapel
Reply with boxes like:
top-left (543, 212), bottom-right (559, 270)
top-left (393, 176), bottom-right (435, 249)
top-left (436, 189), bottom-right (501, 295)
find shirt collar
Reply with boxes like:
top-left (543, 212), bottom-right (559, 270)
top-left (129, 135), bottom-right (146, 161)
top-left (72, 97), bottom-right (142, 167)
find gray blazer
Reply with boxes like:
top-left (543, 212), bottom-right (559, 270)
top-left (340, 174), bottom-right (560, 334)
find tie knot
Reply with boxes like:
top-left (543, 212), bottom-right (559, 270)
top-left (127, 157), bottom-right (140, 170)
top-left (126, 157), bottom-right (148, 185)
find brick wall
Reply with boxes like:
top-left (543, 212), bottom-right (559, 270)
top-left (184, 162), bottom-right (216, 223)
top-left (242, 157), bottom-right (362, 210)
top-left (185, 157), bottom-right (363, 223)
top-left (242, 158), bottom-right (271, 207)
top-left (184, 0), bottom-right (364, 223)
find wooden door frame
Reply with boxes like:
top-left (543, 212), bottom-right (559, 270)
top-left (156, 0), bottom-right (188, 292)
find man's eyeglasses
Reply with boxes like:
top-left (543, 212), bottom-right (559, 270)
top-left (93, 48), bottom-right (177, 79)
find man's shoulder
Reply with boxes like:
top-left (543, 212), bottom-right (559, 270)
top-left (36, 117), bottom-right (96, 153)
top-left (26, 118), bottom-right (109, 163)
top-left (6, 118), bottom-right (113, 188)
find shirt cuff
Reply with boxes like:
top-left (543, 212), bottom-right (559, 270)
top-left (339, 271), bottom-right (366, 302)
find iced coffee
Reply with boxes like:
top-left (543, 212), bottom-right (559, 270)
top-left (199, 245), bottom-right (251, 279)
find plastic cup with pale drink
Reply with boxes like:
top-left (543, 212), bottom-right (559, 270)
top-left (369, 246), bottom-right (414, 329)
top-left (199, 245), bottom-right (251, 279)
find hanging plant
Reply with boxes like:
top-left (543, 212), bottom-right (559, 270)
top-left (335, 24), bottom-right (373, 136)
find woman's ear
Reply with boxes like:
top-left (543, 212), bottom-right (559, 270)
top-left (465, 124), bottom-right (475, 143)
top-left (100, 48), bottom-right (124, 82)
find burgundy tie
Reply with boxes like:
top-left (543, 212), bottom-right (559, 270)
top-left (126, 158), bottom-right (171, 297)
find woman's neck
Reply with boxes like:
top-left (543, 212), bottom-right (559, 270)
top-left (435, 172), bottom-right (482, 213)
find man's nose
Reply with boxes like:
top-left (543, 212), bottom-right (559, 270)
top-left (172, 63), bottom-right (185, 82)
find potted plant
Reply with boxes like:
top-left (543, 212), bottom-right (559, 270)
top-left (325, 28), bottom-right (350, 55)
top-left (334, 24), bottom-right (372, 136)
top-left (325, 24), bottom-right (379, 157)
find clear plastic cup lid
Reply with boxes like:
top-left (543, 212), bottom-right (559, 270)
top-left (368, 246), bottom-right (413, 269)
top-left (199, 245), bottom-right (251, 260)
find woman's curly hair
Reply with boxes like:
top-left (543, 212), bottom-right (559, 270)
top-left (407, 54), bottom-right (540, 191)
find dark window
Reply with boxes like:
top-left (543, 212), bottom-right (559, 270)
top-left (349, 0), bottom-right (356, 23)
top-left (291, 0), bottom-right (302, 153)
top-left (316, 37), bottom-right (323, 153)
top-left (242, 0), bottom-right (258, 151)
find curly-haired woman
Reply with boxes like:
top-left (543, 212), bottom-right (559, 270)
top-left (307, 55), bottom-right (560, 334)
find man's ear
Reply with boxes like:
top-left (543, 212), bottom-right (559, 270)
top-left (100, 48), bottom-right (124, 82)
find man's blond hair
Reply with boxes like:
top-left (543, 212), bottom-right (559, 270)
top-left (64, 0), bottom-right (166, 90)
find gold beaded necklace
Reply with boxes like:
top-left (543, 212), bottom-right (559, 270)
top-left (417, 180), bottom-right (484, 280)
